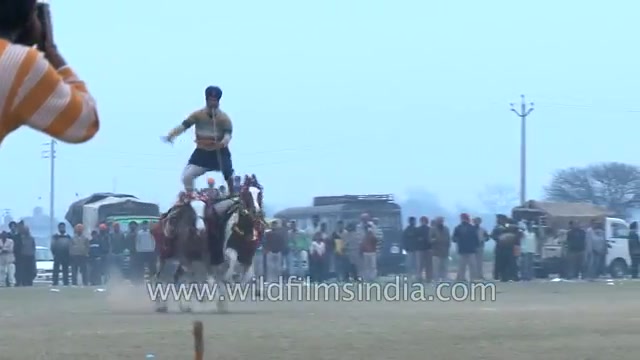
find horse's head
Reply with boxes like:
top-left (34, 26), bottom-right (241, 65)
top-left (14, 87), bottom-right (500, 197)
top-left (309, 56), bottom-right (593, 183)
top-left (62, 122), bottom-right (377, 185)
top-left (238, 174), bottom-right (265, 229)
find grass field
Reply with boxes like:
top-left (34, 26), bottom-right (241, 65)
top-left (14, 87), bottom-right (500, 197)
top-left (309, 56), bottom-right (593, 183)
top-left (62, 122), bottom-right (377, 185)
top-left (0, 279), bottom-right (637, 360)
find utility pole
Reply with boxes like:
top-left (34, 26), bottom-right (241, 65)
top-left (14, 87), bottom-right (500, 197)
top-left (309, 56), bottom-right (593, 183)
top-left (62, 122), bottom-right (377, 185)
top-left (510, 95), bottom-right (534, 205)
top-left (42, 139), bottom-right (56, 236)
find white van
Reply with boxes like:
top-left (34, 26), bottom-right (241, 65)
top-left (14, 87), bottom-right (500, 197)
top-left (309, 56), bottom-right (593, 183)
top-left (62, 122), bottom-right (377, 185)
top-left (605, 217), bottom-right (631, 278)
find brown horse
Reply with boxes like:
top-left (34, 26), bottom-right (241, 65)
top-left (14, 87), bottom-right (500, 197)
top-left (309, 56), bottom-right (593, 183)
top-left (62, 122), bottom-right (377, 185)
top-left (151, 175), bottom-right (265, 312)
top-left (151, 191), bottom-right (210, 312)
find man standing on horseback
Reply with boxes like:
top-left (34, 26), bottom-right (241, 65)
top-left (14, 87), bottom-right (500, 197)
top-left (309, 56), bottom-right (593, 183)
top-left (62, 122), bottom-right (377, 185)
top-left (163, 86), bottom-right (235, 197)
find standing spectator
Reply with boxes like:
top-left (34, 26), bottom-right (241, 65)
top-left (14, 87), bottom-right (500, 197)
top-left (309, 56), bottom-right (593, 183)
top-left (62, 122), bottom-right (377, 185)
top-left (585, 220), bottom-right (606, 280)
top-left (371, 217), bottom-right (384, 259)
top-left (430, 217), bottom-right (451, 282)
top-left (402, 217), bottom-right (419, 280)
top-left (491, 215), bottom-right (520, 282)
top-left (70, 224), bottom-right (89, 286)
top-left (309, 232), bottom-right (326, 282)
top-left (0, 231), bottom-right (15, 287)
top-left (264, 220), bottom-right (286, 283)
top-left (566, 221), bottom-right (587, 279)
top-left (472, 217), bottom-right (489, 280)
top-left (519, 221), bottom-right (537, 281)
top-left (8, 221), bottom-right (22, 285)
top-left (17, 224), bottom-right (36, 286)
top-left (88, 230), bottom-right (103, 285)
top-left (50, 222), bottom-right (71, 286)
top-left (331, 221), bottom-right (348, 281)
top-left (320, 222), bottom-right (336, 278)
top-left (415, 216), bottom-right (433, 282)
top-left (218, 185), bottom-right (228, 198)
top-left (358, 214), bottom-right (378, 282)
top-left (109, 223), bottom-right (126, 277)
top-left (134, 221), bottom-right (156, 282)
top-left (628, 221), bottom-right (640, 278)
top-left (287, 220), bottom-right (309, 279)
top-left (453, 213), bottom-right (479, 281)
top-left (317, 222), bottom-right (330, 280)
top-left (125, 221), bottom-right (138, 258)
top-left (343, 222), bottom-right (360, 281)
top-left (97, 224), bottom-right (110, 282)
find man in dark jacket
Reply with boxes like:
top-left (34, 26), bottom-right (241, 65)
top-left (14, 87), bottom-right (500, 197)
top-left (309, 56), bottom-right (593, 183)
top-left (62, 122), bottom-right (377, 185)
top-left (402, 217), bottom-right (419, 280)
top-left (491, 215), bottom-right (521, 282)
top-left (452, 213), bottom-right (479, 281)
top-left (50, 222), bottom-right (71, 286)
top-left (264, 220), bottom-right (287, 282)
top-left (628, 221), bottom-right (640, 278)
top-left (566, 221), bottom-right (586, 279)
top-left (415, 216), bottom-right (433, 282)
top-left (108, 223), bottom-right (127, 278)
top-left (88, 231), bottom-right (103, 285)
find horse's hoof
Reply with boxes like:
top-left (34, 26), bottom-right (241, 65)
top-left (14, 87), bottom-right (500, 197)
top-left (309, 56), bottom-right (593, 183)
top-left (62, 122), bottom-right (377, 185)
top-left (155, 306), bottom-right (168, 313)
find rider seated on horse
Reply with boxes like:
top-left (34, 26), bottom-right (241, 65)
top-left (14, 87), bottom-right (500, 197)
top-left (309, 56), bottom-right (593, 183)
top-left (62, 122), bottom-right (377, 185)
top-left (163, 85), bottom-right (235, 198)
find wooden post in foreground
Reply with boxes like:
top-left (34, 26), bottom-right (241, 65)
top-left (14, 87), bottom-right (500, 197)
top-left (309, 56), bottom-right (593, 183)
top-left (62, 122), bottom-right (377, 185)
top-left (193, 321), bottom-right (204, 360)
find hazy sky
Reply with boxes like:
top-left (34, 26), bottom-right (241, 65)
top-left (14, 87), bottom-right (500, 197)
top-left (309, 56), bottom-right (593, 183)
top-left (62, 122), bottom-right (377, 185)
top-left (1, 0), bottom-right (638, 218)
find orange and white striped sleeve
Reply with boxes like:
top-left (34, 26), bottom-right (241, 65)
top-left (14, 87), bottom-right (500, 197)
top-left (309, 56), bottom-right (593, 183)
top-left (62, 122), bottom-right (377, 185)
top-left (8, 45), bottom-right (99, 143)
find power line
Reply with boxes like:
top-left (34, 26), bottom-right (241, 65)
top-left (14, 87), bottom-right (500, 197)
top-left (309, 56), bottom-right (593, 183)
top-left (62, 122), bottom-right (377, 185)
top-left (41, 139), bottom-right (56, 235)
top-left (510, 95), bottom-right (534, 206)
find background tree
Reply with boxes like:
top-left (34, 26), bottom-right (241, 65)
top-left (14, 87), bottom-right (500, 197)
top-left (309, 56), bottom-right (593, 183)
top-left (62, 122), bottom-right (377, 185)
top-left (545, 162), bottom-right (640, 216)
top-left (478, 184), bottom-right (519, 215)
top-left (400, 189), bottom-right (452, 226)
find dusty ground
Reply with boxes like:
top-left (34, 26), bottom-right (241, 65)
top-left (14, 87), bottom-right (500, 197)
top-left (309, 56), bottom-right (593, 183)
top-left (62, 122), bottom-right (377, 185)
top-left (1, 279), bottom-right (638, 360)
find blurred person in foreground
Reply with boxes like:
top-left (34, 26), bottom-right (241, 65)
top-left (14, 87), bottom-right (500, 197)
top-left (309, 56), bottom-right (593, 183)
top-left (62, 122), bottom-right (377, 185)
top-left (0, 0), bottom-right (99, 145)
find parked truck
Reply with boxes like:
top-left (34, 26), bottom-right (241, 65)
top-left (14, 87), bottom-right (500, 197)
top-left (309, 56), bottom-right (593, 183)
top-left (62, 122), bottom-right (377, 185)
top-left (511, 200), bottom-right (630, 278)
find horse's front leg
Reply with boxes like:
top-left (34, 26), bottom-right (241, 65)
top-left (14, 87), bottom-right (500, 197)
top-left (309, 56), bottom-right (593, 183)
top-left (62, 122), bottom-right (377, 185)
top-left (236, 261), bottom-right (261, 297)
top-left (153, 257), bottom-right (170, 313)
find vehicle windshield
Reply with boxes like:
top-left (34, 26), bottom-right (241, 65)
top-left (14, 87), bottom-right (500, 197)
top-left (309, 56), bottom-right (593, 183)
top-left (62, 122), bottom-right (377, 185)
top-left (36, 248), bottom-right (53, 262)
top-left (108, 217), bottom-right (159, 229)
